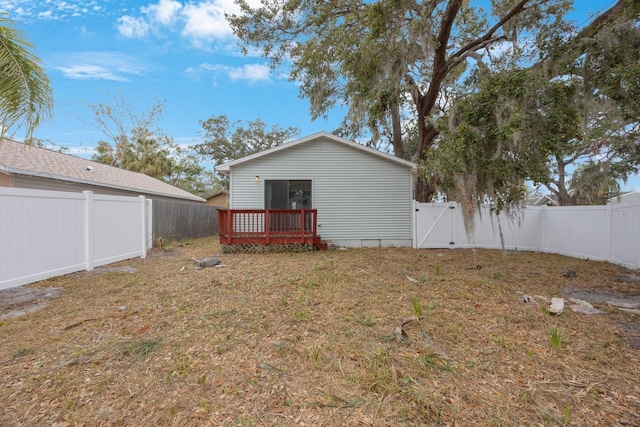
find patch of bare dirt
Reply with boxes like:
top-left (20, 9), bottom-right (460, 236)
top-left (0, 286), bottom-right (63, 319)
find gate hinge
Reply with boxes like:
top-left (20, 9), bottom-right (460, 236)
top-left (448, 206), bottom-right (455, 209)
top-left (449, 241), bottom-right (455, 245)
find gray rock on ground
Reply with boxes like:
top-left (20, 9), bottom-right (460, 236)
top-left (192, 257), bottom-right (222, 268)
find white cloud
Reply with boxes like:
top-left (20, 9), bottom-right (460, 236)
top-left (55, 64), bottom-right (130, 81)
top-left (37, 10), bottom-right (54, 19)
top-left (117, 15), bottom-right (150, 38)
top-left (193, 62), bottom-right (271, 83)
top-left (0, 0), bottom-right (106, 21)
top-left (228, 64), bottom-right (270, 82)
top-left (112, 0), bottom-right (245, 47)
top-left (142, 0), bottom-right (182, 26)
top-left (51, 51), bottom-right (148, 81)
top-left (181, 0), bottom-right (235, 43)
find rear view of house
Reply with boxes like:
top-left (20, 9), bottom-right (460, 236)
top-left (216, 132), bottom-right (415, 248)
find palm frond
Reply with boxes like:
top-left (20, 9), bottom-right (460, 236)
top-left (0, 14), bottom-right (53, 141)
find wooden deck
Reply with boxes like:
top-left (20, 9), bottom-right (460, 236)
top-left (218, 209), bottom-right (327, 249)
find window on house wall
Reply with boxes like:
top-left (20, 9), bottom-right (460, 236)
top-left (265, 180), bottom-right (312, 209)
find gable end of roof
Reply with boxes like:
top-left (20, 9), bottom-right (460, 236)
top-left (215, 131), bottom-right (416, 173)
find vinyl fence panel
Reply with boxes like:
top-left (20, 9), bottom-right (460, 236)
top-left (542, 206), bottom-right (611, 262)
top-left (414, 203), bottom-right (455, 248)
top-left (414, 201), bottom-right (640, 270)
top-left (610, 203), bottom-right (640, 269)
top-left (92, 194), bottom-right (149, 268)
top-left (0, 188), bottom-right (152, 290)
top-left (1, 189), bottom-right (86, 289)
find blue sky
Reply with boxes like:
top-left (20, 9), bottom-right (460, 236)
top-left (4, 0), bottom-right (344, 154)
top-left (2, 0), bottom-right (635, 190)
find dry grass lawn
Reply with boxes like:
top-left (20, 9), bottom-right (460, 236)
top-left (1, 236), bottom-right (639, 426)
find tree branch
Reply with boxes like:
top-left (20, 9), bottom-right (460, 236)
top-left (445, 0), bottom-right (533, 71)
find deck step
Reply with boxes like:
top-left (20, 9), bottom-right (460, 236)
top-left (314, 236), bottom-right (329, 251)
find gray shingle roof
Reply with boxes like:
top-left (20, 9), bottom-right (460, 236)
top-left (0, 138), bottom-right (204, 202)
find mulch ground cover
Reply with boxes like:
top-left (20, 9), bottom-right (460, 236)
top-left (1, 236), bottom-right (639, 426)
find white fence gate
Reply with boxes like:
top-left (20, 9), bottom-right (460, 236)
top-left (414, 201), bottom-right (640, 270)
top-left (0, 188), bottom-right (153, 290)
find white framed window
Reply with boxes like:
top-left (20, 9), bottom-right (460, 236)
top-left (264, 180), bottom-right (312, 209)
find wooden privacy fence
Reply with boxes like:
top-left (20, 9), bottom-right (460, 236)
top-left (0, 188), bottom-right (152, 290)
top-left (152, 199), bottom-right (218, 243)
top-left (414, 201), bottom-right (640, 270)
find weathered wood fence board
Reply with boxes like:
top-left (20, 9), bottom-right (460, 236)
top-left (152, 200), bottom-right (218, 243)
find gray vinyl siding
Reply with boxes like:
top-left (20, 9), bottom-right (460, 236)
top-left (229, 138), bottom-right (413, 247)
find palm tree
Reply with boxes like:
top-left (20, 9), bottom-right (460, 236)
top-left (0, 14), bottom-right (53, 141)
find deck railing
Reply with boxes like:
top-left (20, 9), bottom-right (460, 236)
top-left (218, 209), bottom-right (318, 246)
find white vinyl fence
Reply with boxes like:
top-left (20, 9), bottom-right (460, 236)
top-left (414, 201), bottom-right (640, 270)
top-left (1, 188), bottom-right (152, 290)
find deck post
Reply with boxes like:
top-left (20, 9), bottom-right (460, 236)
top-left (300, 209), bottom-right (305, 243)
top-left (265, 209), bottom-right (270, 244)
top-left (312, 210), bottom-right (318, 241)
top-left (226, 210), bottom-right (233, 244)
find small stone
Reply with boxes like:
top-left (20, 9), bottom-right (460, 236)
top-left (549, 297), bottom-right (565, 315)
top-left (521, 295), bottom-right (535, 304)
top-left (617, 307), bottom-right (640, 315)
top-left (118, 306), bottom-right (127, 311)
top-left (606, 301), bottom-right (640, 309)
top-left (569, 298), bottom-right (594, 308)
top-left (570, 305), bottom-right (606, 315)
top-left (406, 276), bottom-right (418, 283)
top-left (534, 295), bottom-right (550, 303)
top-left (192, 257), bottom-right (221, 268)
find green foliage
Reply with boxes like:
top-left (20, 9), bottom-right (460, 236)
top-left (120, 338), bottom-right (162, 359)
top-left (195, 114), bottom-right (299, 185)
top-left (422, 354), bottom-right (452, 372)
top-left (228, 0), bottom-right (571, 201)
top-left (89, 98), bottom-right (173, 179)
top-left (549, 328), bottom-right (562, 349)
top-left (120, 132), bottom-right (173, 179)
top-left (88, 96), bottom-right (220, 197)
top-left (411, 297), bottom-right (423, 317)
top-left (0, 14), bottom-right (53, 140)
top-left (309, 345), bottom-right (321, 366)
top-left (430, 8), bottom-right (640, 215)
top-left (12, 348), bottom-right (35, 359)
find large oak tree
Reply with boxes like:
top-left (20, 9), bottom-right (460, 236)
top-left (431, 0), bottom-right (640, 210)
top-left (228, 0), bottom-right (575, 201)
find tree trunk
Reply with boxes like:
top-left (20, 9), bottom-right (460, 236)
top-left (414, 176), bottom-right (436, 203)
top-left (551, 161), bottom-right (576, 206)
top-left (413, 112), bottom-right (440, 202)
top-left (555, 187), bottom-right (575, 206)
top-left (390, 101), bottom-right (404, 159)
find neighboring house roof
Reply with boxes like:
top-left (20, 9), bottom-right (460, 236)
top-left (523, 193), bottom-right (557, 206)
top-left (0, 138), bottom-right (204, 202)
top-left (207, 190), bottom-right (228, 199)
top-left (215, 131), bottom-right (416, 173)
top-left (607, 191), bottom-right (640, 205)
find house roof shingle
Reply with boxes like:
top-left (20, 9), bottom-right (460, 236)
top-left (0, 138), bottom-right (204, 202)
